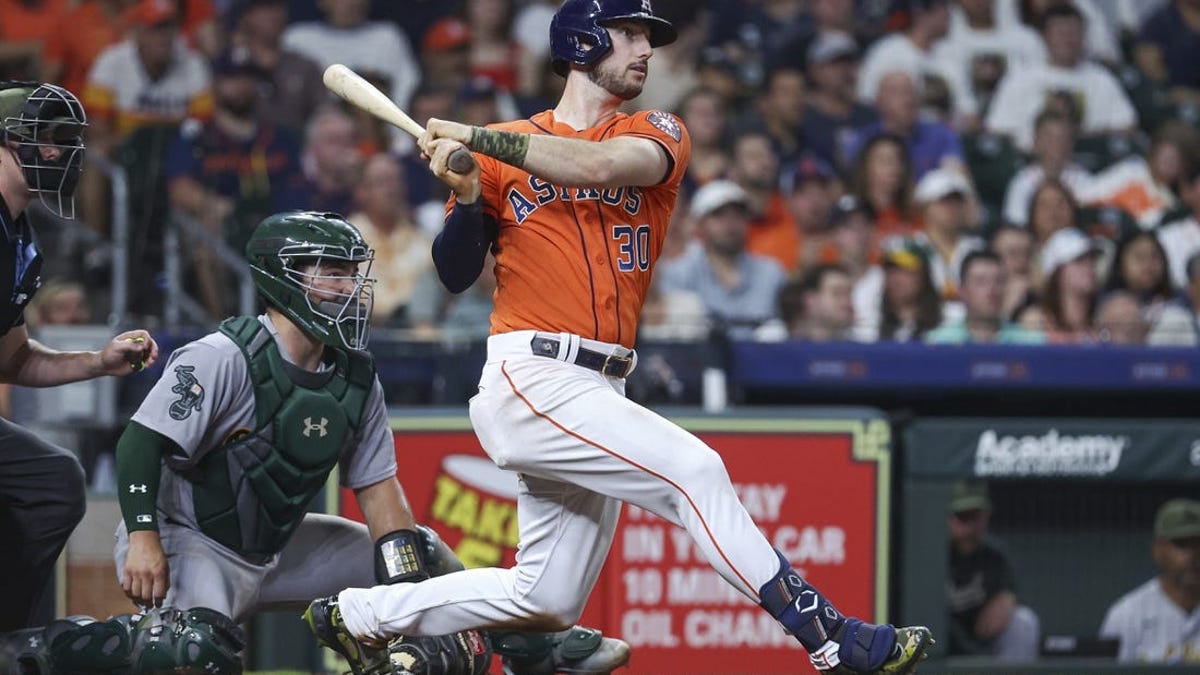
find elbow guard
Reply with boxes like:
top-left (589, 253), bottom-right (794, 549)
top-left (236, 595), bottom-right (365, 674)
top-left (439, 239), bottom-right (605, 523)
top-left (375, 528), bottom-right (431, 584)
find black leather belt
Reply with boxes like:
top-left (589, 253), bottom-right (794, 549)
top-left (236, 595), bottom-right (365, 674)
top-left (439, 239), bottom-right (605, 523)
top-left (530, 336), bottom-right (634, 378)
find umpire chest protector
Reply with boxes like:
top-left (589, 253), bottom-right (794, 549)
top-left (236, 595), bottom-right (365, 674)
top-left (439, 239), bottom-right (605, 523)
top-left (191, 316), bottom-right (374, 559)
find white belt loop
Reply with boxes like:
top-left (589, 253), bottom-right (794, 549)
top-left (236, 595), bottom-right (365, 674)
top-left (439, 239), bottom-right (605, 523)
top-left (564, 332), bottom-right (581, 365)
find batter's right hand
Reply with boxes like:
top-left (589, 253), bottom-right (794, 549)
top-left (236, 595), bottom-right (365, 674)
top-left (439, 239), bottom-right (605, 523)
top-left (123, 529), bottom-right (170, 609)
top-left (423, 137), bottom-right (481, 203)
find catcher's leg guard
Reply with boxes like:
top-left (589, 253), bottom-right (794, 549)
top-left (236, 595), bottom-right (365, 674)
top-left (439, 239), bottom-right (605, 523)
top-left (47, 614), bottom-right (139, 673)
top-left (0, 627), bottom-right (50, 674)
top-left (304, 595), bottom-right (390, 675)
top-left (495, 626), bottom-right (631, 675)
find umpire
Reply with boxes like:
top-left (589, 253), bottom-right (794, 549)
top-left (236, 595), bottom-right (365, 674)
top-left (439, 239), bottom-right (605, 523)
top-left (0, 81), bottom-right (158, 630)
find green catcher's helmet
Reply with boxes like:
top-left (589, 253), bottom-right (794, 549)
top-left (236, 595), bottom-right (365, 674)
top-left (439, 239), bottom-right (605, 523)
top-left (128, 607), bottom-right (245, 675)
top-left (246, 211), bottom-right (375, 351)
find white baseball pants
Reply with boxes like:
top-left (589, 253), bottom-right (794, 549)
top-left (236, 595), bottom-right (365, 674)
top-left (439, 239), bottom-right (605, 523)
top-left (339, 331), bottom-right (780, 641)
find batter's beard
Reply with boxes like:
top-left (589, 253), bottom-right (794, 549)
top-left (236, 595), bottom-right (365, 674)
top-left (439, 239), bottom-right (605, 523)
top-left (588, 64), bottom-right (644, 101)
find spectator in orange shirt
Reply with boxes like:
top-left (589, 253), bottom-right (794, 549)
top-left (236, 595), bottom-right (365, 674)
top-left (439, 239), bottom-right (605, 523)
top-left (0, 0), bottom-right (70, 80)
top-left (39, 0), bottom-right (125, 96)
top-left (782, 153), bottom-right (841, 273)
top-left (730, 129), bottom-right (800, 272)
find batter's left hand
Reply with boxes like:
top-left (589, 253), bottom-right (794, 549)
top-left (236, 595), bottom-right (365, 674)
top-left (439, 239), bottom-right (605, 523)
top-left (97, 330), bottom-right (160, 376)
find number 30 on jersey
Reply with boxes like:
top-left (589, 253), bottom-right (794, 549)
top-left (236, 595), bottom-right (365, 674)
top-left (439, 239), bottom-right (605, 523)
top-left (612, 224), bottom-right (650, 272)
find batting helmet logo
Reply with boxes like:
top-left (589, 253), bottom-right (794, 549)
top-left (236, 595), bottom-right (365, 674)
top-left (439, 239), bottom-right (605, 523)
top-left (549, 0), bottom-right (677, 76)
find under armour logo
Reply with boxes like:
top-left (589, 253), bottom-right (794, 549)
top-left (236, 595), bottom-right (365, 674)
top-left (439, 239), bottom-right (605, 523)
top-left (303, 417), bottom-right (329, 438)
top-left (27, 635), bottom-right (40, 648)
top-left (129, 484), bottom-right (148, 493)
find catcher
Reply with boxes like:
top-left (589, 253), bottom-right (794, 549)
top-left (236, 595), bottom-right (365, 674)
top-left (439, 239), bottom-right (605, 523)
top-left (15, 210), bottom-right (623, 675)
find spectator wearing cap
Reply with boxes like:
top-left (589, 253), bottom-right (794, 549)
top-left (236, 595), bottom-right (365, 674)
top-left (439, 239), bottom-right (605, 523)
top-left (1001, 111), bottom-right (1091, 227)
top-left (1039, 227), bottom-right (1102, 342)
top-left (656, 180), bottom-right (788, 340)
top-left (876, 237), bottom-right (943, 341)
top-left (1149, 252), bottom-right (1200, 346)
top-left (454, 74), bottom-right (522, 129)
top-left (932, 0), bottom-right (1047, 120)
top-left (783, 154), bottom-right (841, 274)
top-left (227, 0), bottom-right (326, 134)
top-left (80, 0), bottom-right (213, 232)
top-left (1101, 498), bottom-right (1200, 663)
top-left (282, 0), bottom-right (419, 148)
top-left (778, 263), bottom-right (856, 342)
top-left (985, 2), bottom-right (1136, 152)
top-left (817, 195), bottom-right (890, 341)
top-left (695, 46), bottom-right (747, 104)
top-left (728, 129), bottom-right (801, 273)
top-left (856, 0), bottom-right (976, 123)
top-left (421, 17), bottom-right (473, 98)
top-left (802, 32), bottom-right (878, 173)
top-left (847, 70), bottom-right (967, 182)
top-left (988, 224), bottom-right (1036, 320)
top-left (676, 87), bottom-right (731, 192)
top-left (165, 50), bottom-right (305, 319)
top-left (83, 0), bottom-right (213, 153)
top-left (946, 480), bottom-right (1041, 662)
top-left (913, 167), bottom-right (985, 308)
top-left (926, 250), bottom-right (1044, 344)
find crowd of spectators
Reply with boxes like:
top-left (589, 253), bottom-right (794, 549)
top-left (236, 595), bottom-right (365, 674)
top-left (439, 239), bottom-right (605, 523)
top-left (4, 0), bottom-right (1200, 347)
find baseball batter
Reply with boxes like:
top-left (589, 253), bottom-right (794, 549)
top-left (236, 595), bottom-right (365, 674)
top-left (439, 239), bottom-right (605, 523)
top-left (113, 211), bottom-right (626, 675)
top-left (0, 80), bottom-right (158, 632)
top-left (315, 2), bottom-right (933, 674)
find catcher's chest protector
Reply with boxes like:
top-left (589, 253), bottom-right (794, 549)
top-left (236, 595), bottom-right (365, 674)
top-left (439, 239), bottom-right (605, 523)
top-left (190, 316), bottom-right (374, 558)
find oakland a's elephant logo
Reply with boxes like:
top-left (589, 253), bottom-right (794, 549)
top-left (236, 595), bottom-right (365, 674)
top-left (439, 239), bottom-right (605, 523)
top-left (169, 365), bottom-right (205, 420)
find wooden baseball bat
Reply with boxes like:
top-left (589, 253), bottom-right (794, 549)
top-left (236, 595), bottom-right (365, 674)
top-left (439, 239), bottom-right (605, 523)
top-left (322, 63), bottom-right (476, 174)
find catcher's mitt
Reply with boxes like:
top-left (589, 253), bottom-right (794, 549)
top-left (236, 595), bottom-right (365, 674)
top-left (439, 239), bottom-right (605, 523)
top-left (385, 629), bottom-right (492, 675)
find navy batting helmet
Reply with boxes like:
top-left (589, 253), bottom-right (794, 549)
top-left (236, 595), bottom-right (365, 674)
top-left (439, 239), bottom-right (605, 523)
top-left (549, 0), bottom-right (677, 76)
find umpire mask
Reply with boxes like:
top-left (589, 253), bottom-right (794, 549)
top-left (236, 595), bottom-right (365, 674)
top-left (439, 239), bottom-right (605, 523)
top-left (0, 82), bottom-right (87, 219)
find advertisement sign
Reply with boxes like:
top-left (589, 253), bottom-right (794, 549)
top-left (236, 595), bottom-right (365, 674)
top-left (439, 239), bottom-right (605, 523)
top-left (341, 413), bottom-right (890, 675)
top-left (904, 418), bottom-right (1200, 481)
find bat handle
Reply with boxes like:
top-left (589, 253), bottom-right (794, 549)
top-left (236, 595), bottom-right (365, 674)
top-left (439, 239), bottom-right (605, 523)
top-left (448, 148), bottom-right (476, 174)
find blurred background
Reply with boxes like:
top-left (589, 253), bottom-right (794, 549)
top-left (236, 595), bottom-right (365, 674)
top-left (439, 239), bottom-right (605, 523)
top-left (5, 0), bottom-right (1200, 672)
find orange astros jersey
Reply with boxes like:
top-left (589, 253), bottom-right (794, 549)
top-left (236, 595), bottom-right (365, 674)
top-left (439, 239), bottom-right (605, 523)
top-left (461, 109), bottom-right (690, 349)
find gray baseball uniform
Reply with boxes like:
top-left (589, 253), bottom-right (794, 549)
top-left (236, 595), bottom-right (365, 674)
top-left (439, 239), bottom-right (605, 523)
top-left (114, 314), bottom-right (396, 621)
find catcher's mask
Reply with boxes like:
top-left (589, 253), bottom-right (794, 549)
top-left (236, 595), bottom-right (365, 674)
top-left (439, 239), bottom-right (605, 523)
top-left (246, 211), bottom-right (375, 351)
top-left (0, 81), bottom-right (87, 219)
